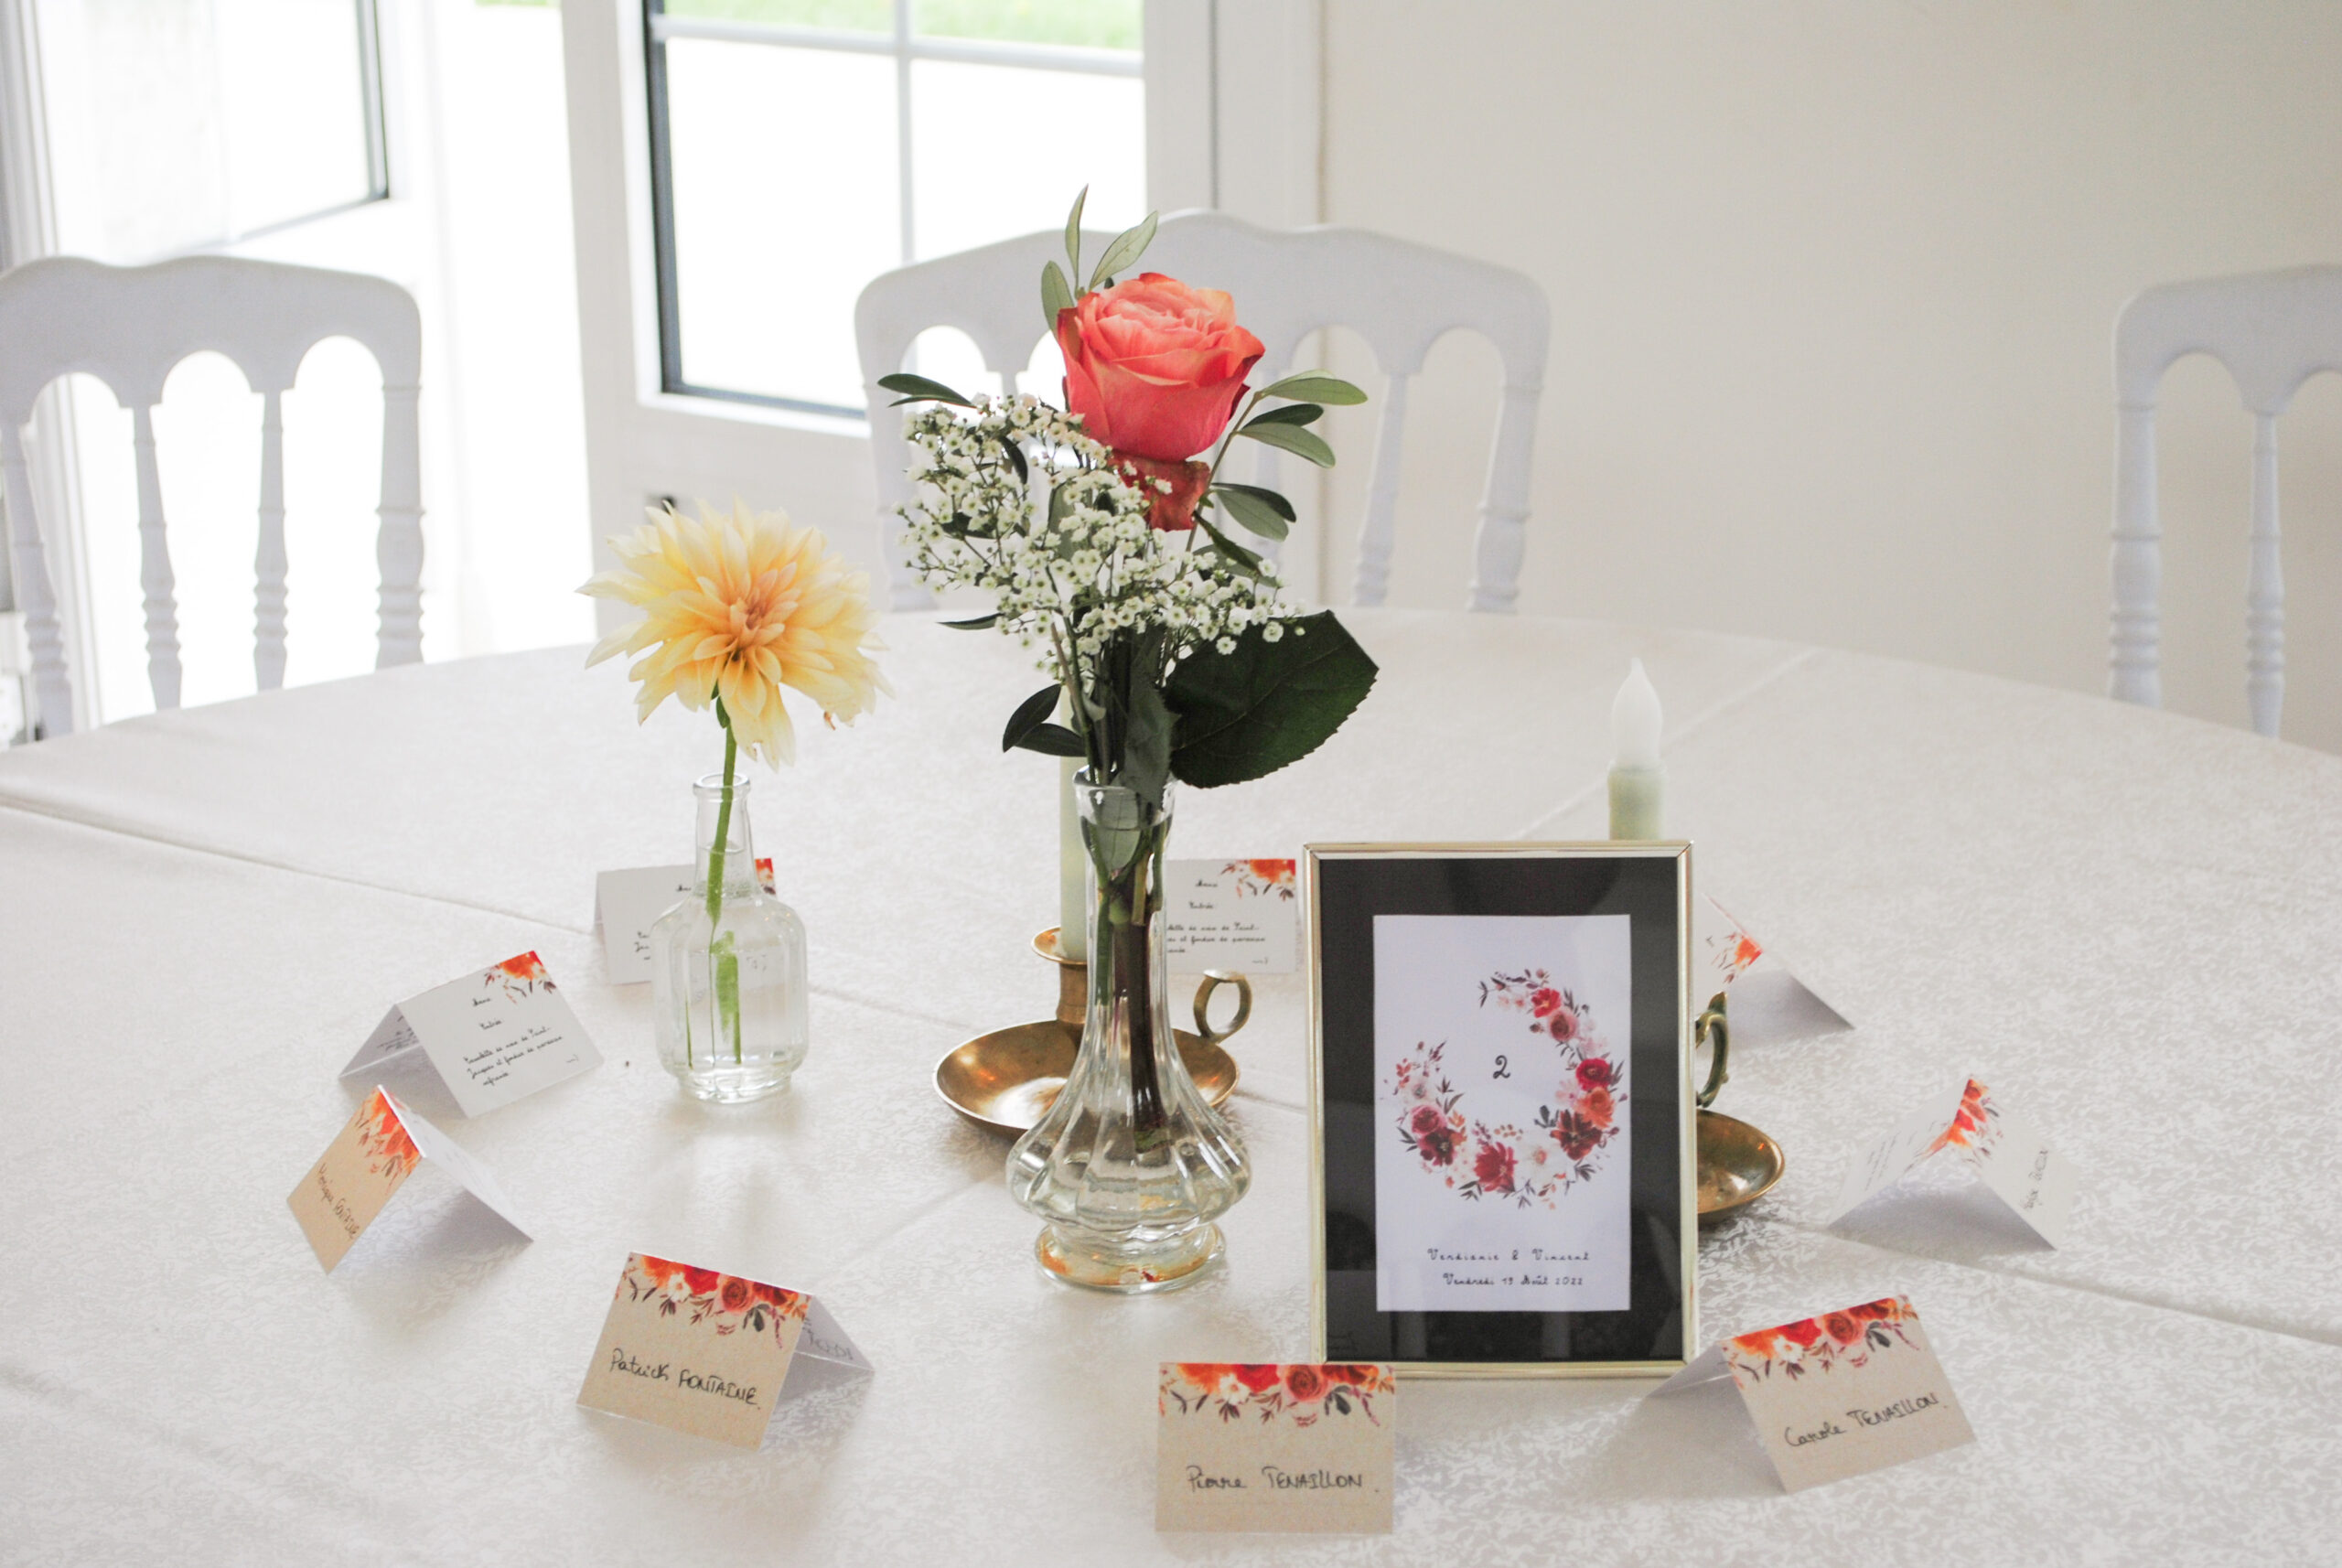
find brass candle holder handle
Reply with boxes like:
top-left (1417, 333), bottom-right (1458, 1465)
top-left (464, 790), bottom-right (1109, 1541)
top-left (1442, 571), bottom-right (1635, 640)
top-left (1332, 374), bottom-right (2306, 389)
top-left (1193, 971), bottom-right (1252, 1049)
top-left (1695, 994), bottom-right (1730, 1109)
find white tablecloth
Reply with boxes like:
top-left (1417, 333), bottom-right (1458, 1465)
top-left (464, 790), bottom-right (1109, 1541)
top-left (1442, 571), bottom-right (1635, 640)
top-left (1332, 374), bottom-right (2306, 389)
top-left (4, 609), bottom-right (2338, 1564)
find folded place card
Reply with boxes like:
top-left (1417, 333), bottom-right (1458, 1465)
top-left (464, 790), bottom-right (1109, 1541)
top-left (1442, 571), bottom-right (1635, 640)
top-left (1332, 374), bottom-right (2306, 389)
top-left (1155, 1363), bottom-right (1396, 1533)
top-left (1164, 859), bottom-right (1299, 974)
top-left (1693, 893), bottom-right (1852, 1046)
top-left (577, 1252), bottom-right (871, 1449)
top-left (595, 861), bottom-right (776, 983)
top-left (1652, 1296), bottom-right (1973, 1492)
top-left (287, 1086), bottom-right (532, 1271)
top-left (340, 952), bottom-right (601, 1117)
top-left (1829, 1077), bottom-right (2076, 1246)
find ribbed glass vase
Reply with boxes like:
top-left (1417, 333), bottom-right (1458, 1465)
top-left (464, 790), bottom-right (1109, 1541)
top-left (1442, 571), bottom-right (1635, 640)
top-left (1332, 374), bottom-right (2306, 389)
top-left (1006, 777), bottom-right (1251, 1291)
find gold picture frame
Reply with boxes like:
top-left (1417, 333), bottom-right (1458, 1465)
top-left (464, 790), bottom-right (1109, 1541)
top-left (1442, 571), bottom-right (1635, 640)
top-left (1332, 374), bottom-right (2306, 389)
top-left (1305, 842), bottom-right (1698, 1379)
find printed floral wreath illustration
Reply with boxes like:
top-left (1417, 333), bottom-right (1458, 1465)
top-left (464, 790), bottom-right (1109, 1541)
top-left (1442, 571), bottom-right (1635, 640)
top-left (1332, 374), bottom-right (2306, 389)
top-left (1160, 1363), bottom-right (1394, 1427)
top-left (620, 1254), bottom-right (808, 1349)
top-left (1724, 1297), bottom-right (1918, 1380)
top-left (1387, 969), bottom-right (1626, 1208)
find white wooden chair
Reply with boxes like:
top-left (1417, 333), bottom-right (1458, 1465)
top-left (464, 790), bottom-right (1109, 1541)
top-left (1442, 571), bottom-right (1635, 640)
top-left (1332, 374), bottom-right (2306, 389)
top-left (2111, 265), bottom-right (2342, 736)
top-left (0, 255), bottom-right (424, 736)
top-left (855, 210), bottom-right (1549, 613)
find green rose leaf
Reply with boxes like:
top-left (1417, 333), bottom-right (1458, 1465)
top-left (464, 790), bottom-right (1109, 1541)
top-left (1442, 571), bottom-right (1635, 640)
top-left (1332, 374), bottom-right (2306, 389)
top-left (1166, 611), bottom-right (1379, 788)
top-left (1209, 484), bottom-right (1292, 542)
top-left (1012, 722), bottom-right (1087, 758)
top-left (1235, 420), bottom-right (1338, 467)
top-left (1041, 261), bottom-right (1076, 330)
top-left (1255, 373), bottom-right (1369, 406)
top-left (1243, 402), bottom-right (1323, 427)
top-left (1001, 684), bottom-right (1064, 752)
top-left (878, 371), bottom-right (975, 408)
top-left (1120, 675), bottom-right (1176, 808)
top-left (1087, 209), bottom-right (1158, 294)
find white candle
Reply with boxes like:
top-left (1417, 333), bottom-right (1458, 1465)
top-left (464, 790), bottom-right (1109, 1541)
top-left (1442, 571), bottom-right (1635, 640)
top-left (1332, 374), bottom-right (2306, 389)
top-left (1058, 746), bottom-right (1089, 962)
top-left (1607, 658), bottom-right (1664, 839)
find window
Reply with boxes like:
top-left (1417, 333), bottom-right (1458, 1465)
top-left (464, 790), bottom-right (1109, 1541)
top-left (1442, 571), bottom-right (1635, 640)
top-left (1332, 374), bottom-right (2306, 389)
top-left (32, 0), bottom-right (386, 262)
top-left (642, 0), bottom-right (1147, 416)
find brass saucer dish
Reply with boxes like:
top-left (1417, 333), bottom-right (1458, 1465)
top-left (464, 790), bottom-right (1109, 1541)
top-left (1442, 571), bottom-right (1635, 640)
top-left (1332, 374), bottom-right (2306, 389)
top-left (934, 928), bottom-right (1252, 1137)
top-left (1696, 1109), bottom-right (1785, 1220)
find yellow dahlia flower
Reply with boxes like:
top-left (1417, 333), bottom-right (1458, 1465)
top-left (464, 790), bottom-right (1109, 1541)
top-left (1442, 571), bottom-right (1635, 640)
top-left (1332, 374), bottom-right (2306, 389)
top-left (580, 499), bottom-right (888, 767)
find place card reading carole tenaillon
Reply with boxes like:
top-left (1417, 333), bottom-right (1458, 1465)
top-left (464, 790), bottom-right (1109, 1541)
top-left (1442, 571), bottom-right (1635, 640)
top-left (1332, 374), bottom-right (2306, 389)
top-left (1155, 1363), bottom-right (1395, 1533)
top-left (1651, 1296), bottom-right (1974, 1492)
top-left (340, 951), bottom-right (601, 1118)
top-left (1830, 1076), bottom-right (2076, 1247)
top-left (287, 1087), bottom-right (532, 1271)
top-left (577, 1252), bottom-right (871, 1449)
top-left (594, 861), bottom-right (776, 983)
top-left (1163, 859), bottom-right (1299, 974)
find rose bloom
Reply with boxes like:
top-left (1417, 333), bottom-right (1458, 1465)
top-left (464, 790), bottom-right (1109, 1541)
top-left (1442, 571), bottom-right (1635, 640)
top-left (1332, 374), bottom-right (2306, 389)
top-left (1850, 1299), bottom-right (1897, 1322)
top-left (719, 1276), bottom-right (755, 1314)
top-left (1418, 1125), bottom-right (1458, 1166)
top-left (1057, 273), bottom-right (1265, 528)
top-left (1778, 1318), bottom-right (1825, 1349)
top-left (751, 1282), bottom-right (789, 1308)
top-left (1473, 1140), bottom-right (1518, 1194)
top-left (1822, 1312), bottom-right (1861, 1345)
top-left (1530, 987), bottom-right (1563, 1018)
top-left (1322, 1365), bottom-right (1375, 1387)
top-left (1176, 1364), bottom-right (1233, 1394)
top-left (1552, 1111), bottom-right (1603, 1162)
top-left (1408, 1103), bottom-right (1446, 1141)
top-left (1578, 1086), bottom-right (1616, 1129)
top-left (680, 1266), bottom-right (722, 1296)
top-left (1250, 859), bottom-right (1295, 886)
top-left (1546, 1006), bottom-right (1580, 1046)
top-left (1233, 1365), bottom-right (1284, 1394)
top-left (1575, 1057), bottom-right (1617, 1092)
top-left (1732, 1329), bottom-right (1781, 1359)
top-left (1283, 1366), bottom-right (1327, 1402)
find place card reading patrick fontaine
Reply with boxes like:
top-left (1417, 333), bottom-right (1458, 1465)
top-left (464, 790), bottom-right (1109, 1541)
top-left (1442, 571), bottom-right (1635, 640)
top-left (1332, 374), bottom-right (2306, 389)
top-left (1155, 1363), bottom-right (1396, 1532)
top-left (577, 1252), bottom-right (870, 1448)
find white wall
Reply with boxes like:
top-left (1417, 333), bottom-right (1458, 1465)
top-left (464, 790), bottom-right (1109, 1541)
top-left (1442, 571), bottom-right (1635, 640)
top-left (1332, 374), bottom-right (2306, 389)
top-left (1313, 1), bottom-right (2342, 751)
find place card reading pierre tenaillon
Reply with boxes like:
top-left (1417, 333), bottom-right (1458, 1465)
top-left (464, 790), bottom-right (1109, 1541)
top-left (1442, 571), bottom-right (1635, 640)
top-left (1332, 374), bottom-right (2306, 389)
top-left (1652, 1296), bottom-right (1974, 1492)
top-left (287, 1087), bottom-right (532, 1271)
top-left (577, 1252), bottom-right (871, 1449)
top-left (1155, 1362), bottom-right (1395, 1533)
top-left (339, 951), bottom-right (601, 1117)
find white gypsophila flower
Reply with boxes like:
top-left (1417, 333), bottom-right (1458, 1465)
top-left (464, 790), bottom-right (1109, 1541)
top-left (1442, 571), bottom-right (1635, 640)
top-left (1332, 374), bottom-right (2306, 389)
top-left (896, 395), bottom-right (1294, 699)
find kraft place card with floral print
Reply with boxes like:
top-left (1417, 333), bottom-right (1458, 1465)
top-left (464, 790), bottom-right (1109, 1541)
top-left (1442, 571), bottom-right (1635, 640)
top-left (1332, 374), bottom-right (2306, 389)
top-left (1163, 858), bottom-right (1300, 973)
top-left (1829, 1077), bottom-right (2076, 1247)
top-left (594, 861), bottom-right (775, 983)
top-left (339, 950), bottom-right (602, 1117)
top-left (287, 1087), bottom-right (532, 1271)
top-left (1652, 1296), bottom-right (1974, 1492)
top-left (1155, 1363), bottom-right (1397, 1533)
top-left (576, 1253), bottom-right (872, 1449)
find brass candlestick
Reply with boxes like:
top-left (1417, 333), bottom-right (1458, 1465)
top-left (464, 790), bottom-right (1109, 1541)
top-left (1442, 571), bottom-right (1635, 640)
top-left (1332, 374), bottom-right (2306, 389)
top-left (932, 929), bottom-right (1252, 1136)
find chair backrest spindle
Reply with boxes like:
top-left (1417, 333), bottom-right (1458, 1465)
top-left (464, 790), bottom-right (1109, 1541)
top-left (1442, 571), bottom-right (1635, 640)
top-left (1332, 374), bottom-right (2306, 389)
top-left (2110, 266), bottom-right (2342, 737)
top-left (0, 255), bottom-right (424, 736)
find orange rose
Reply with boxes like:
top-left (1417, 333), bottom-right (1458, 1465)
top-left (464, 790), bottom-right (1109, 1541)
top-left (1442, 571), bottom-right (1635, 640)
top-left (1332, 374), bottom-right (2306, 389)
top-left (1822, 1312), bottom-right (1861, 1345)
top-left (1057, 273), bottom-right (1264, 514)
top-left (1578, 1086), bottom-right (1615, 1129)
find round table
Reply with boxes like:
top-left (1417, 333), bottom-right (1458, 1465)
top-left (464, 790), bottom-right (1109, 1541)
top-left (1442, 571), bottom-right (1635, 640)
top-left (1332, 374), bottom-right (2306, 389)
top-left (3, 609), bottom-right (2338, 1563)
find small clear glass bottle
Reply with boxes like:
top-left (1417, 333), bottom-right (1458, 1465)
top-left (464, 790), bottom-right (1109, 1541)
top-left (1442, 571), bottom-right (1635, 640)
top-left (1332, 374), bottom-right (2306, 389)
top-left (650, 773), bottom-right (809, 1101)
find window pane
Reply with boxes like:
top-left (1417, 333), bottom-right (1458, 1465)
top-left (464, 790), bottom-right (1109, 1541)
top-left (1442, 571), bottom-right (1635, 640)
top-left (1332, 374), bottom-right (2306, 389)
top-left (661, 0), bottom-right (892, 32)
top-left (663, 39), bottom-right (900, 408)
top-left (912, 0), bottom-right (1139, 50)
top-left (910, 58), bottom-right (1144, 263)
top-left (35, 0), bottom-right (380, 261)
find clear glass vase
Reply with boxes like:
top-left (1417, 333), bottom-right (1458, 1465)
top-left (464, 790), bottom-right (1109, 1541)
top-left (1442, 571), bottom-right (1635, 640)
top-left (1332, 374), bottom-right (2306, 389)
top-left (1006, 777), bottom-right (1252, 1291)
top-left (650, 772), bottom-right (809, 1102)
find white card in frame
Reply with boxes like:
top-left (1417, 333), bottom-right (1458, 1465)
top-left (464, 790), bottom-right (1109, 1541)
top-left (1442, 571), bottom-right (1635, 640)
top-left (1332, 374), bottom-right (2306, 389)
top-left (1305, 843), bottom-right (1697, 1377)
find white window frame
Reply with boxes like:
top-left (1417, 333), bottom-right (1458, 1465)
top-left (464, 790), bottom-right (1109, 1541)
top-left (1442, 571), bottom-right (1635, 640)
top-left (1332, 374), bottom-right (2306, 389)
top-left (563, 0), bottom-right (1323, 624)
